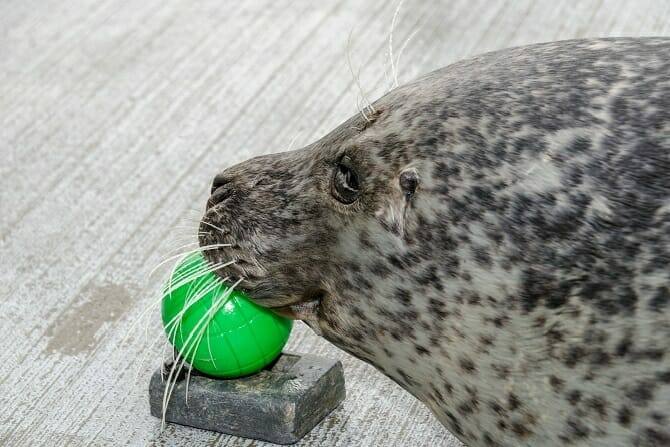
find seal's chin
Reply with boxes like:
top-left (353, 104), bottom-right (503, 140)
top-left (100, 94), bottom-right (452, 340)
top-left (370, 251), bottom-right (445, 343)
top-left (269, 299), bottom-right (320, 320)
top-left (269, 300), bottom-right (323, 336)
top-left (250, 287), bottom-right (325, 336)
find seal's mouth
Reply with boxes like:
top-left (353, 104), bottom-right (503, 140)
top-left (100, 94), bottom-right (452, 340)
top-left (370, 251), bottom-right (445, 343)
top-left (198, 217), bottom-right (324, 324)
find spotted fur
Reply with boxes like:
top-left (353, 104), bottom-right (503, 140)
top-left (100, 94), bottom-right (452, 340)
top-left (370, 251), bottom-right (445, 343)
top-left (200, 38), bottom-right (670, 446)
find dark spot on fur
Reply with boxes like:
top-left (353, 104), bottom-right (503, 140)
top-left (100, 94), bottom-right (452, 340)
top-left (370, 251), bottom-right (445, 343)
top-left (550, 375), bottom-right (565, 392)
top-left (443, 380), bottom-right (454, 396)
top-left (508, 393), bottom-right (521, 411)
top-left (511, 421), bottom-right (533, 438)
top-left (618, 405), bottom-right (633, 427)
top-left (491, 363), bottom-right (510, 380)
top-left (650, 412), bottom-right (665, 424)
top-left (444, 411), bottom-right (463, 436)
top-left (626, 379), bottom-right (657, 406)
top-left (429, 298), bottom-right (449, 319)
top-left (471, 245), bottom-right (492, 266)
top-left (395, 287), bottom-right (412, 305)
top-left (649, 286), bottom-right (669, 311)
top-left (489, 400), bottom-right (504, 415)
top-left (458, 400), bottom-right (475, 415)
top-left (564, 344), bottom-right (586, 368)
top-left (459, 357), bottom-right (477, 374)
top-left (561, 416), bottom-right (590, 442)
top-left (570, 136), bottom-right (592, 153)
top-left (616, 333), bottom-right (633, 357)
top-left (567, 389), bottom-right (582, 405)
top-left (586, 396), bottom-right (608, 419)
top-left (479, 335), bottom-right (494, 347)
top-left (414, 344), bottom-right (430, 356)
top-left (395, 368), bottom-right (417, 388)
top-left (636, 427), bottom-right (670, 446)
top-left (369, 261), bottom-right (391, 278)
top-left (482, 432), bottom-right (502, 447)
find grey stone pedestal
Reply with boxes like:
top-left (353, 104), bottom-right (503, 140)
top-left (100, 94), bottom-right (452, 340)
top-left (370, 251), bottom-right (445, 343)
top-left (149, 352), bottom-right (346, 444)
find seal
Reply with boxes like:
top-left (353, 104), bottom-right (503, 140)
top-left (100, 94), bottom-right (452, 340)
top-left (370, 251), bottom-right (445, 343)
top-left (199, 38), bottom-right (670, 446)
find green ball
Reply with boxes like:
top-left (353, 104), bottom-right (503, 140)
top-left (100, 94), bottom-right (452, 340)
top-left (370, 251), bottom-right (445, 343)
top-left (161, 252), bottom-right (292, 378)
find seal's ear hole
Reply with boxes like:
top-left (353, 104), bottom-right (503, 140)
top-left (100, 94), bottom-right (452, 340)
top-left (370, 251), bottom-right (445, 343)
top-left (399, 169), bottom-right (419, 199)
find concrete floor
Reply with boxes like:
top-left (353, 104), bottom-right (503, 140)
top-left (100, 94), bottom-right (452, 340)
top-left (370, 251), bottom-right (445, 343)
top-left (1, 0), bottom-right (669, 445)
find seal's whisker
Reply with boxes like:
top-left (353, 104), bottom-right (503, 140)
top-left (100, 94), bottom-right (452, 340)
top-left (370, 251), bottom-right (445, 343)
top-left (160, 238), bottom-right (203, 254)
top-left (163, 270), bottom-right (232, 344)
top-left (199, 221), bottom-right (226, 234)
top-left (161, 254), bottom-right (222, 345)
top-left (286, 131), bottom-right (303, 152)
top-left (163, 241), bottom-right (199, 256)
top-left (164, 261), bottom-right (234, 299)
top-left (160, 281), bottom-right (227, 419)
top-left (142, 248), bottom-right (226, 333)
top-left (162, 237), bottom-right (227, 259)
top-left (395, 27), bottom-right (419, 84)
top-left (161, 278), bottom-right (244, 427)
top-left (173, 214), bottom-right (227, 235)
top-left (121, 260), bottom-right (233, 354)
top-left (185, 277), bottom-right (244, 404)
top-left (133, 328), bottom-right (172, 386)
top-left (148, 244), bottom-right (232, 279)
top-left (170, 226), bottom-right (210, 234)
top-left (356, 97), bottom-right (370, 122)
top-left (171, 230), bottom-right (210, 238)
top-left (346, 31), bottom-right (375, 121)
top-left (146, 277), bottom-right (229, 383)
top-left (163, 232), bottom-right (209, 248)
top-left (388, 0), bottom-right (405, 90)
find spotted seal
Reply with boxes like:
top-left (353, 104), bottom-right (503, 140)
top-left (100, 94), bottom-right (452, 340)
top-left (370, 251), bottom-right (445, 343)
top-left (199, 38), bottom-right (670, 446)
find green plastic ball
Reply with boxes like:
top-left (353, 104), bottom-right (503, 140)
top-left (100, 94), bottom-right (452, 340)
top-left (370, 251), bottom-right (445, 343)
top-left (161, 252), bottom-right (292, 378)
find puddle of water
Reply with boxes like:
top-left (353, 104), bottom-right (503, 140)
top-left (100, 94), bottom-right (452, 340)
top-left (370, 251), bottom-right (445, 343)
top-left (44, 283), bottom-right (133, 356)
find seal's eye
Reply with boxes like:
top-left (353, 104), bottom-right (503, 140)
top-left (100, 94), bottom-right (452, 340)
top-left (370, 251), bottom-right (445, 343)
top-left (332, 156), bottom-right (360, 204)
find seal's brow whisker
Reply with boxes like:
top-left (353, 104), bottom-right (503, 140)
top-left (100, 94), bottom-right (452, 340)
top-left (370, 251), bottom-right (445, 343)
top-left (388, 0), bottom-right (405, 89)
top-left (395, 27), bottom-right (419, 85)
top-left (286, 131), bottom-right (303, 152)
top-left (346, 30), bottom-right (375, 121)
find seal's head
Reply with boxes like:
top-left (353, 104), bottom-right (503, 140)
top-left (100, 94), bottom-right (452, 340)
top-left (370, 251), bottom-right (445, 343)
top-left (199, 97), bottom-right (428, 354)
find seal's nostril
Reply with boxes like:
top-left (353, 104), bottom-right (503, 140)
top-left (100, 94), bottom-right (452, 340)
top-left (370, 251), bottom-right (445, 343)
top-left (208, 184), bottom-right (235, 208)
top-left (208, 174), bottom-right (236, 209)
top-left (211, 173), bottom-right (232, 194)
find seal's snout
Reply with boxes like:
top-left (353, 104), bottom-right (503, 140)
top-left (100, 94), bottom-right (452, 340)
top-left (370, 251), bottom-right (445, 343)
top-left (199, 148), bottom-right (330, 314)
